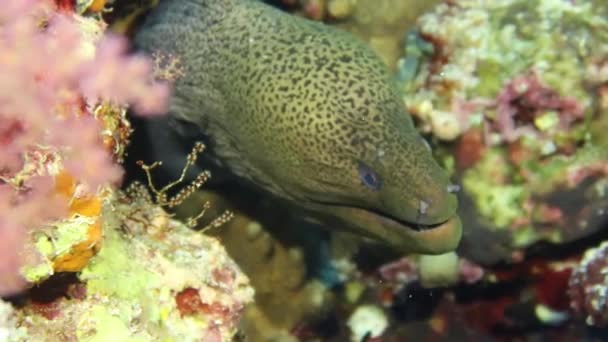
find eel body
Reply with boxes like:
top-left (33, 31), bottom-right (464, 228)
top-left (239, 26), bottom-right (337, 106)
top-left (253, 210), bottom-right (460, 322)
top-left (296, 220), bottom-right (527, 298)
top-left (135, 0), bottom-right (462, 254)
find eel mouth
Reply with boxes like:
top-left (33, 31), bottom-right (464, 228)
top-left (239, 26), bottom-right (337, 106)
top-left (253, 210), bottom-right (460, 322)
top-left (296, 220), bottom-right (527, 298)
top-left (313, 202), bottom-right (462, 254)
top-left (329, 203), bottom-right (452, 233)
top-left (372, 208), bottom-right (448, 232)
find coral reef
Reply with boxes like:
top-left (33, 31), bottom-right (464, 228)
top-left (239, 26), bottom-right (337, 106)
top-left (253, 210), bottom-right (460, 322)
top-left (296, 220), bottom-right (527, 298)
top-left (175, 189), bottom-right (333, 340)
top-left (8, 189), bottom-right (253, 341)
top-left (568, 240), bottom-right (608, 327)
top-left (397, 0), bottom-right (608, 261)
top-left (0, 1), bottom-right (253, 341)
top-left (0, 0), bottom-right (167, 296)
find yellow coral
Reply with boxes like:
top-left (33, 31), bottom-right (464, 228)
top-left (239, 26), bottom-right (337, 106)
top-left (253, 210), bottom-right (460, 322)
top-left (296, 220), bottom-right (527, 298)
top-left (52, 219), bottom-right (102, 272)
top-left (51, 171), bottom-right (105, 272)
top-left (88, 0), bottom-right (108, 13)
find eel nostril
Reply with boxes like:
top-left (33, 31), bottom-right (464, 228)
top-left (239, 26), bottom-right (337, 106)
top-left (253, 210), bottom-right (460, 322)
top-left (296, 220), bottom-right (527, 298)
top-left (447, 184), bottom-right (461, 194)
top-left (416, 199), bottom-right (430, 224)
top-left (419, 199), bottom-right (429, 216)
top-left (418, 200), bottom-right (429, 215)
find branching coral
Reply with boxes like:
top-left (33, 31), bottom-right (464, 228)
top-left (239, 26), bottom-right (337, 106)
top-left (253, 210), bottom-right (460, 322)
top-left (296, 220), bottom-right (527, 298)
top-left (0, 0), bottom-right (168, 296)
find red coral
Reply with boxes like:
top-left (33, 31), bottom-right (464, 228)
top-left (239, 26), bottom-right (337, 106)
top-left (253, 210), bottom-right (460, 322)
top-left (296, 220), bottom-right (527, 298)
top-left (460, 297), bottom-right (515, 334)
top-left (175, 287), bottom-right (204, 316)
top-left (175, 287), bottom-right (241, 326)
top-left (536, 266), bottom-right (572, 311)
top-left (419, 32), bottom-right (451, 88)
top-left (455, 128), bottom-right (486, 169)
top-left (566, 162), bottom-right (608, 188)
top-left (54, 0), bottom-right (75, 12)
top-left (200, 302), bottom-right (232, 319)
top-left (31, 300), bottom-right (62, 320)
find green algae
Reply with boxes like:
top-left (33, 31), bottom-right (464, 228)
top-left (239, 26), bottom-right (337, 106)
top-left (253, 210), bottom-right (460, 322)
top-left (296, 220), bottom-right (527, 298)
top-left (76, 305), bottom-right (143, 342)
top-left (80, 226), bottom-right (155, 301)
top-left (20, 216), bottom-right (95, 284)
top-left (398, 0), bottom-right (608, 250)
top-left (400, 0), bottom-right (608, 139)
top-left (463, 150), bottom-right (526, 229)
top-left (10, 191), bottom-right (253, 342)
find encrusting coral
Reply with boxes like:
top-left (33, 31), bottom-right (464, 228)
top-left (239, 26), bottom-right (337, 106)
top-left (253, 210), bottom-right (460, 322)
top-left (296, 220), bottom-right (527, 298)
top-left (10, 187), bottom-right (253, 341)
top-left (397, 0), bottom-right (608, 259)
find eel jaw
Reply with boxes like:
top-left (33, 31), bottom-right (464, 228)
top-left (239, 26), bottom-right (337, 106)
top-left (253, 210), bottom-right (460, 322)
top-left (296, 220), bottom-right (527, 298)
top-left (316, 204), bottom-right (462, 254)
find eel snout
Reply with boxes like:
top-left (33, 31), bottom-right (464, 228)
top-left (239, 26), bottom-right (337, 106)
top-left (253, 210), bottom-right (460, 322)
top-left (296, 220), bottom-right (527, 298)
top-left (327, 203), bottom-right (462, 255)
top-left (347, 154), bottom-right (462, 253)
top-left (413, 185), bottom-right (459, 228)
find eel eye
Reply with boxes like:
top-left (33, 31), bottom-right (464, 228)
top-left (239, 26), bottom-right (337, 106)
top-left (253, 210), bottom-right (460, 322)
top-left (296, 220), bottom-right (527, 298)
top-left (358, 162), bottom-right (381, 191)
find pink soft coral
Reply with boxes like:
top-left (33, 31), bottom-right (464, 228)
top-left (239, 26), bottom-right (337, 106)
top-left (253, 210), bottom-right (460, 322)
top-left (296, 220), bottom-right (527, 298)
top-left (0, 0), bottom-right (169, 296)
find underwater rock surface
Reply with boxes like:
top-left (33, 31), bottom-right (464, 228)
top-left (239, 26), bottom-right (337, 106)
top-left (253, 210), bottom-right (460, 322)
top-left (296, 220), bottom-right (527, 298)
top-left (8, 189), bottom-right (253, 341)
top-left (397, 0), bottom-right (608, 264)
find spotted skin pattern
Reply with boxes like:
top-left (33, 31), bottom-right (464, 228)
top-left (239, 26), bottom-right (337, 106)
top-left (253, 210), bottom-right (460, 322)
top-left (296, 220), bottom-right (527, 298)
top-left (135, 0), bottom-right (462, 253)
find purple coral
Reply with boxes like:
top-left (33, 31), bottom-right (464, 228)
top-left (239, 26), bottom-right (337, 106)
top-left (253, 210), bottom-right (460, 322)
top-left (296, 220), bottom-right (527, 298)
top-left (495, 70), bottom-right (584, 142)
top-left (0, 0), bottom-right (169, 296)
top-left (568, 241), bottom-right (608, 326)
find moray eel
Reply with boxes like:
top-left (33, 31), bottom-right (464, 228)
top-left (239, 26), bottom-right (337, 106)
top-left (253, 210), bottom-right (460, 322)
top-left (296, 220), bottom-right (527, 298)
top-left (135, 0), bottom-right (462, 254)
